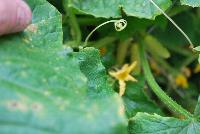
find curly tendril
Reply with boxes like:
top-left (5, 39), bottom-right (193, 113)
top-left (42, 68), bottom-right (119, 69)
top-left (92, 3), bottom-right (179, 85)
top-left (114, 19), bottom-right (127, 31)
top-left (148, 0), bottom-right (194, 49)
top-left (84, 19), bottom-right (127, 47)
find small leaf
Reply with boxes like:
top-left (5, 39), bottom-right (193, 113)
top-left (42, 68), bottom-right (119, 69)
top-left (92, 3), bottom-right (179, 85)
top-left (194, 96), bottom-right (200, 120)
top-left (129, 112), bottom-right (200, 134)
top-left (194, 46), bottom-right (200, 51)
top-left (77, 47), bottom-right (115, 96)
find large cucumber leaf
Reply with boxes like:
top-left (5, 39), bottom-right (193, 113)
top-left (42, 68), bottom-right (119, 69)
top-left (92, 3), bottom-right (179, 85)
top-left (128, 96), bottom-right (200, 134)
top-left (0, 0), bottom-right (127, 134)
top-left (65, 0), bottom-right (172, 19)
top-left (181, 0), bottom-right (200, 7)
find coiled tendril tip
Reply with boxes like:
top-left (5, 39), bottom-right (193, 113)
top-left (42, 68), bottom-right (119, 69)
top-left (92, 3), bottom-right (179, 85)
top-left (84, 19), bottom-right (127, 47)
top-left (114, 19), bottom-right (127, 31)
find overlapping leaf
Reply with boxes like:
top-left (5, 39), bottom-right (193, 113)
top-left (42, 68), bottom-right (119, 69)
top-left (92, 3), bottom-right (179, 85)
top-left (65, 0), bottom-right (172, 19)
top-left (0, 0), bottom-right (127, 133)
top-left (129, 113), bottom-right (200, 134)
top-left (181, 0), bottom-right (200, 7)
top-left (128, 96), bottom-right (200, 134)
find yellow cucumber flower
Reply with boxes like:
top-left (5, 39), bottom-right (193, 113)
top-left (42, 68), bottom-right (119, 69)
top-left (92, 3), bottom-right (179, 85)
top-left (109, 61), bottom-right (138, 96)
top-left (175, 74), bottom-right (188, 89)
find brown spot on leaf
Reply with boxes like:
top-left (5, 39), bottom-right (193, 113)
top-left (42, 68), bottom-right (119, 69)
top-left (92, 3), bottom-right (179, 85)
top-left (32, 103), bottom-right (43, 112)
top-left (6, 100), bottom-right (28, 112)
top-left (26, 24), bottom-right (38, 33)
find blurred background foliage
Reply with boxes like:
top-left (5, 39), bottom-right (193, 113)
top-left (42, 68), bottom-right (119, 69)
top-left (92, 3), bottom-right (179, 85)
top-left (48, 0), bottom-right (200, 117)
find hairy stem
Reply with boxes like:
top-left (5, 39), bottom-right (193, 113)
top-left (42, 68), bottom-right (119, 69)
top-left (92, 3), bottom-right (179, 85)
top-left (139, 42), bottom-right (193, 119)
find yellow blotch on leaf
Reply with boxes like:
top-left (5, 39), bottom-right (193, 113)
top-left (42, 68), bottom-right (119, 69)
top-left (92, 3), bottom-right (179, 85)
top-left (25, 24), bottom-right (38, 33)
top-left (175, 74), bottom-right (188, 89)
top-left (109, 61), bottom-right (138, 96)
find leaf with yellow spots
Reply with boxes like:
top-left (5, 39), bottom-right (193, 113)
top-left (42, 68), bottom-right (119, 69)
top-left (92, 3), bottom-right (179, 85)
top-left (0, 1), bottom-right (127, 134)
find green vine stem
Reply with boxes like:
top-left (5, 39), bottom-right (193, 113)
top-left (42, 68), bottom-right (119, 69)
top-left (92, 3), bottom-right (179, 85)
top-left (116, 39), bottom-right (132, 65)
top-left (67, 7), bottom-right (82, 46)
top-left (139, 42), bottom-right (193, 119)
top-left (89, 37), bottom-right (116, 48)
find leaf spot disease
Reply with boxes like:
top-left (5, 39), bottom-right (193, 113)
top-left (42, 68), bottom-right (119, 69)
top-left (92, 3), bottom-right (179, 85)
top-left (6, 100), bottom-right (28, 112)
top-left (25, 24), bottom-right (38, 33)
top-left (32, 103), bottom-right (43, 112)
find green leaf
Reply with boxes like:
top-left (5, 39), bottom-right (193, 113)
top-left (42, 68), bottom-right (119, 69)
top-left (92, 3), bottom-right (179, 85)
top-left (0, 0), bottom-right (127, 133)
top-left (123, 76), bottom-right (162, 118)
top-left (194, 46), bottom-right (200, 51)
top-left (129, 112), bottom-right (200, 134)
top-left (24, 0), bottom-right (63, 49)
top-left (77, 48), bottom-right (114, 96)
top-left (181, 0), bottom-right (200, 7)
top-left (194, 46), bottom-right (200, 63)
top-left (194, 96), bottom-right (200, 120)
top-left (65, 0), bottom-right (172, 19)
top-left (129, 97), bottom-right (200, 134)
top-left (0, 0), bottom-right (63, 50)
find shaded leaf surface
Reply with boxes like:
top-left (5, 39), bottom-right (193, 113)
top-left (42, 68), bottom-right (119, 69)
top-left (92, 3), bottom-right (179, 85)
top-left (181, 0), bottom-right (200, 7)
top-left (0, 0), bottom-right (127, 134)
top-left (66, 0), bottom-right (172, 19)
top-left (123, 76), bottom-right (162, 118)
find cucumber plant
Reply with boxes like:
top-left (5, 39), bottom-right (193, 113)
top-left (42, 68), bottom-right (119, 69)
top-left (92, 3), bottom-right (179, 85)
top-left (0, 0), bottom-right (200, 134)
